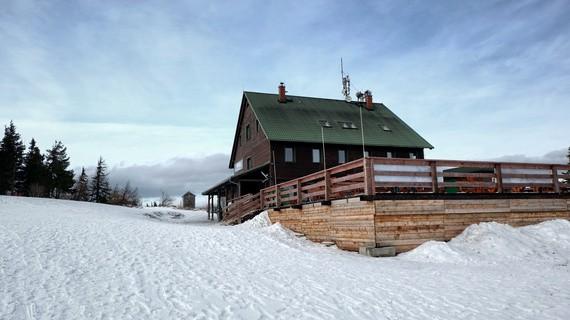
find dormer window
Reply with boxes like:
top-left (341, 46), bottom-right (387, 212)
top-left (318, 120), bottom-right (332, 128)
top-left (380, 124), bottom-right (392, 132)
top-left (338, 121), bottom-right (357, 129)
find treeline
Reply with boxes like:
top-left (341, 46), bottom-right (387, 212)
top-left (0, 121), bottom-right (140, 207)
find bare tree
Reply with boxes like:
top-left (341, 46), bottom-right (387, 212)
top-left (160, 190), bottom-right (173, 207)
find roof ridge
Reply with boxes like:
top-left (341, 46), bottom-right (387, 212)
top-left (244, 91), bottom-right (385, 106)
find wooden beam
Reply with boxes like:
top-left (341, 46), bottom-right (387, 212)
top-left (495, 163), bottom-right (503, 193)
top-left (324, 170), bottom-right (331, 200)
top-left (552, 166), bottom-right (560, 193)
top-left (296, 180), bottom-right (302, 205)
top-left (430, 161), bottom-right (438, 193)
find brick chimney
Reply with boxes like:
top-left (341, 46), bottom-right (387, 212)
top-left (364, 90), bottom-right (373, 110)
top-left (278, 82), bottom-right (287, 103)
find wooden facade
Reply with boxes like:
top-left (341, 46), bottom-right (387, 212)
top-left (268, 195), bottom-right (570, 253)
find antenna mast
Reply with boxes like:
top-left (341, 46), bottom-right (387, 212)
top-left (341, 58), bottom-right (351, 102)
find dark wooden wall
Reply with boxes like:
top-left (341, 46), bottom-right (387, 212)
top-left (271, 141), bottom-right (424, 183)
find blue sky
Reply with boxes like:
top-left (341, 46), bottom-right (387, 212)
top-left (1, 0), bottom-right (569, 198)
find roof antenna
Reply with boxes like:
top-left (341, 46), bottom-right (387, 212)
top-left (341, 58), bottom-right (351, 102)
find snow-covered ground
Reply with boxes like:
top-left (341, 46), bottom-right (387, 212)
top-left (1, 196), bottom-right (569, 319)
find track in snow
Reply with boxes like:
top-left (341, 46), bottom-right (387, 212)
top-left (1, 196), bottom-right (570, 319)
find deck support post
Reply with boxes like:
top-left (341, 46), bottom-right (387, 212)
top-left (207, 195), bottom-right (211, 220)
top-left (217, 192), bottom-right (222, 221)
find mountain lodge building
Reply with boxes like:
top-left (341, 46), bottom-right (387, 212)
top-left (202, 83), bottom-right (433, 215)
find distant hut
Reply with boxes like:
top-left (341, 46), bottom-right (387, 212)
top-left (182, 192), bottom-right (196, 209)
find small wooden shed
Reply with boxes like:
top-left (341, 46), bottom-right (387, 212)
top-left (182, 191), bottom-right (196, 209)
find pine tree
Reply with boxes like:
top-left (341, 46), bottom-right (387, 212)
top-left (90, 157), bottom-right (110, 203)
top-left (0, 121), bottom-right (25, 195)
top-left (45, 141), bottom-right (75, 198)
top-left (72, 167), bottom-right (90, 201)
top-left (21, 138), bottom-right (47, 197)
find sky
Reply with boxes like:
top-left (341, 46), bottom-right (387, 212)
top-left (1, 0), bottom-right (569, 202)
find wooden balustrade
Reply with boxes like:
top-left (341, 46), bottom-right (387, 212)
top-left (220, 158), bottom-right (569, 224)
top-left (257, 157), bottom-right (570, 212)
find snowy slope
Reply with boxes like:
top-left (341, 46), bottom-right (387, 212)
top-left (1, 196), bottom-right (570, 319)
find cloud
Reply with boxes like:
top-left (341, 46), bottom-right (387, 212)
top-left (2, 0), bottom-right (570, 181)
top-left (105, 154), bottom-right (231, 198)
top-left (491, 148), bottom-right (568, 164)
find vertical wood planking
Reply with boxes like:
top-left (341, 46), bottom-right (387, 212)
top-left (495, 163), bottom-right (503, 193)
top-left (430, 161), bottom-right (439, 193)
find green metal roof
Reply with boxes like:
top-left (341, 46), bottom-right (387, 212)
top-left (244, 91), bottom-right (433, 149)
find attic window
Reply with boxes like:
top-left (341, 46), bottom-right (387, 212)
top-left (338, 121), bottom-right (358, 129)
top-left (318, 120), bottom-right (332, 128)
top-left (380, 124), bottom-right (392, 132)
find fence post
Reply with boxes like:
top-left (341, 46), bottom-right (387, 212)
top-left (495, 163), bottom-right (503, 193)
top-left (259, 190), bottom-right (264, 209)
top-left (552, 166), bottom-right (560, 193)
top-left (430, 161), bottom-right (439, 193)
top-left (275, 185), bottom-right (281, 207)
top-left (296, 180), bottom-right (302, 205)
top-left (364, 157), bottom-right (375, 195)
top-left (324, 170), bottom-right (331, 200)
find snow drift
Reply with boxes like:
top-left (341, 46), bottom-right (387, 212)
top-left (402, 219), bottom-right (570, 265)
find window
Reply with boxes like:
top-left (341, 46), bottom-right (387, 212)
top-left (238, 134), bottom-right (242, 146)
top-left (234, 159), bottom-right (243, 172)
top-left (245, 124), bottom-right (251, 141)
top-left (380, 124), bottom-right (392, 132)
top-left (312, 149), bottom-right (321, 163)
top-left (256, 120), bottom-right (260, 132)
top-left (364, 151), bottom-right (369, 157)
top-left (339, 121), bottom-right (357, 129)
top-left (338, 150), bottom-right (346, 164)
top-left (386, 152), bottom-right (392, 158)
top-left (318, 120), bottom-right (332, 128)
top-left (284, 147), bottom-right (294, 162)
top-left (409, 152), bottom-right (417, 159)
top-left (246, 157), bottom-right (252, 169)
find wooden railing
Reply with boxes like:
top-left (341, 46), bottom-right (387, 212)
top-left (218, 157), bottom-right (570, 223)
top-left (223, 192), bottom-right (261, 224)
top-left (260, 158), bottom-right (367, 209)
top-left (258, 157), bottom-right (570, 210)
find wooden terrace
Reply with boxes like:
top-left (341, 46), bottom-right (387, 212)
top-left (220, 157), bottom-right (570, 224)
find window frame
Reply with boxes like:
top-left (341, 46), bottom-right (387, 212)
top-left (312, 148), bottom-right (321, 163)
top-left (245, 124), bottom-right (251, 141)
top-left (338, 149), bottom-right (346, 164)
top-left (284, 147), bottom-right (295, 163)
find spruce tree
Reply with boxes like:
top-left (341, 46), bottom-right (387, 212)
top-left (0, 121), bottom-right (25, 195)
top-left (90, 157), bottom-right (110, 203)
top-left (72, 167), bottom-right (90, 201)
top-left (21, 138), bottom-right (47, 197)
top-left (45, 141), bottom-right (75, 198)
